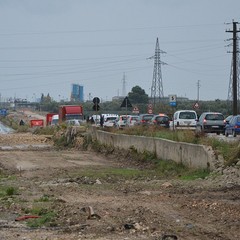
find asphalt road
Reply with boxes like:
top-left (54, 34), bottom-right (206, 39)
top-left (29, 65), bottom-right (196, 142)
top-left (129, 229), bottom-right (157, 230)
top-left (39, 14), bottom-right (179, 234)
top-left (208, 132), bottom-right (240, 142)
top-left (0, 122), bottom-right (14, 134)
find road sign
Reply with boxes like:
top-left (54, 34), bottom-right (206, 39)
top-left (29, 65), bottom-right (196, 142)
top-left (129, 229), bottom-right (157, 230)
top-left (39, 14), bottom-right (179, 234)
top-left (120, 97), bottom-right (132, 108)
top-left (169, 94), bottom-right (177, 102)
top-left (132, 106), bottom-right (139, 114)
top-left (148, 104), bottom-right (153, 109)
top-left (93, 97), bottom-right (100, 104)
top-left (169, 94), bottom-right (177, 107)
top-left (170, 102), bottom-right (177, 107)
top-left (93, 97), bottom-right (100, 111)
top-left (148, 109), bottom-right (153, 114)
top-left (147, 103), bottom-right (153, 114)
top-left (92, 104), bottom-right (100, 111)
top-left (193, 101), bottom-right (200, 109)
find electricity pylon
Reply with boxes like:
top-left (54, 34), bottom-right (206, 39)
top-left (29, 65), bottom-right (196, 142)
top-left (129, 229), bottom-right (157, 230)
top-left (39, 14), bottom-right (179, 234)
top-left (150, 38), bottom-right (166, 106)
top-left (122, 73), bottom-right (127, 97)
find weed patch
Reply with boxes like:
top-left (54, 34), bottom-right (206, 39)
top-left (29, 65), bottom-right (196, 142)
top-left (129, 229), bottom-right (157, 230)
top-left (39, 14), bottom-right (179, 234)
top-left (33, 126), bottom-right (55, 135)
top-left (26, 210), bottom-right (56, 228)
top-left (0, 186), bottom-right (17, 197)
top-left (34, 195), bottom-right (50, 202)
top-left (154, 160), bottom-right (188, 178)
top-left (179, 169), bottom-right (211, 180)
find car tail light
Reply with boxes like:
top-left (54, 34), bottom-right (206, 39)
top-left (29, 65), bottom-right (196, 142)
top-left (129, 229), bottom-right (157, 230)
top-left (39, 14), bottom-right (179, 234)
top-left (203, 119), bottom-right (207, 124)
top-left (235, 125), bottom-right (240, 129)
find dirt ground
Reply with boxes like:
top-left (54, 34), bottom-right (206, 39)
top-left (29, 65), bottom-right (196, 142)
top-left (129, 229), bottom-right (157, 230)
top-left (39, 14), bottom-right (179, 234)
top-left (0, 132), bottom-right (239, 240)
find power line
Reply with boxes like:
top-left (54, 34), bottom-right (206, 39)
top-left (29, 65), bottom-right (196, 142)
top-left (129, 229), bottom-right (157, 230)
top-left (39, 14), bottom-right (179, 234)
top-left (0, 23), bottom-right (224, 36)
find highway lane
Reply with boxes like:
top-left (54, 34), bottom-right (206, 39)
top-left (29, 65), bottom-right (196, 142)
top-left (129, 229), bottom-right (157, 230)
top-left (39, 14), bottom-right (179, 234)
top-left (0, 122), bottom-right (14, 134)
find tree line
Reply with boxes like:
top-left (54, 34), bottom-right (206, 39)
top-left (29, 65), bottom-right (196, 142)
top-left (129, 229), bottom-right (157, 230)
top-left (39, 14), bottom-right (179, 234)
top-left (37, 86), bottom-right (233, 118)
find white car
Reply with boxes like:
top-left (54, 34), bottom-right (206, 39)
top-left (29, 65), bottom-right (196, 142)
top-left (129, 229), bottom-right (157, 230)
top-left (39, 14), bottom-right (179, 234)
top-left (172, 110), bottom-right (198, 130)
top-left (126, 115), bottom-right (139, 127)
top-left (102, 114), bottom-right (119, 127)
top-left (66, 119), bottom-right (82, 126)
top-left (115, 115), bottom-right (129, 128)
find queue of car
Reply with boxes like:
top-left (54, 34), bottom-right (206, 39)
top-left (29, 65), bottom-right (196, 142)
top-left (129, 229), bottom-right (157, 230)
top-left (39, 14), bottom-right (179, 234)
top-left (90, 111), bottom-right (240, 138)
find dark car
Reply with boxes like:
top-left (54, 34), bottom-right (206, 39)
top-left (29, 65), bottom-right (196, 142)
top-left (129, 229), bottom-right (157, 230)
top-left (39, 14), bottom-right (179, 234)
top-left (150, 114), bottom-right (170, 128)
top-left (225, 115), bottom-right (240, 137)
top-left (196, 112), bottom-right (226, 135)
top-left (137, 114), bottom-right (154, 125)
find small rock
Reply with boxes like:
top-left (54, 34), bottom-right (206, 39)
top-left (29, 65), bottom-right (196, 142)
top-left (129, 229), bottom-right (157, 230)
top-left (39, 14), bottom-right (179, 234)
top-left (133, 222), bottom-right (142, 230)
top-left (95, 179), bottom-right (102, 184)
top-left (161, 182), bottom-right (173, 188)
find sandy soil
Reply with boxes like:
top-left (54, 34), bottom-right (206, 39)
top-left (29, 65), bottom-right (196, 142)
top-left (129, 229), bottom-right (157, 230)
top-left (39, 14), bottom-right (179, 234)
top-left (0, 132), bottom-right (239, 240)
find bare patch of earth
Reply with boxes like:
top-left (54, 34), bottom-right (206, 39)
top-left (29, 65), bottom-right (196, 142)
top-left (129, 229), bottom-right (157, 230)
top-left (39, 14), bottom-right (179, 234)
top-left (0, 132), bottom-right (239, 240)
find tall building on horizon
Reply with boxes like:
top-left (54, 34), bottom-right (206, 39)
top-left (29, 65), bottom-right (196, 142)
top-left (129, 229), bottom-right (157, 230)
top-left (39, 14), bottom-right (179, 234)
top-left (71, 83), bottom-right (84, 102)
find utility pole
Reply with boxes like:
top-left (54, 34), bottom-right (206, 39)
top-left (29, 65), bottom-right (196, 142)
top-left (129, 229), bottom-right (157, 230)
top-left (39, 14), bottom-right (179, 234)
top-left (226, 21), bottom-right (240, 115)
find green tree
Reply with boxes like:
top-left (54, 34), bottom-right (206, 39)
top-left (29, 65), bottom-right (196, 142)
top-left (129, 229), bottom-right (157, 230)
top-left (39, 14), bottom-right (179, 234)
top-left (128, 86), bottom-right (148, 104)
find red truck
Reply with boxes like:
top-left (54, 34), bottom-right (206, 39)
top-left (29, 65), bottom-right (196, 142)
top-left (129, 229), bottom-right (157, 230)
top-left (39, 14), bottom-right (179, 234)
top-left (58, 105), bottom-right (83, 124)
top-left (30, 119), bottom-right (44, 127)
top-left (46, 113), bottom-right (56, 126)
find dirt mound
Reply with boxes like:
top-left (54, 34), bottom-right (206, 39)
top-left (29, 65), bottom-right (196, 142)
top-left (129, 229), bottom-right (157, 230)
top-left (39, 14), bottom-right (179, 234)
top-left (0, 132), bottom-right (52, 145)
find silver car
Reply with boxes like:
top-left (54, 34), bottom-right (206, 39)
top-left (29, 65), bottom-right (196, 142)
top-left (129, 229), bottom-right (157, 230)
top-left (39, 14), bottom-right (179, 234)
top-left (126, 115), bottom-right (139, 127)
top-left (196, 112), bottom-right (226, 135)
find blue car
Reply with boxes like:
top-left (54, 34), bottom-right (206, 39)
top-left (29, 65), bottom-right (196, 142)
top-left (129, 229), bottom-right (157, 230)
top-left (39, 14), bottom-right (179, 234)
top-left (225, 115), bottom-right (240, 137)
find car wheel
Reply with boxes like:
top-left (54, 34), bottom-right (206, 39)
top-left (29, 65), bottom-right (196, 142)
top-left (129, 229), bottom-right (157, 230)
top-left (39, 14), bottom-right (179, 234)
top-left (233, 130), bottom-right (237, 137)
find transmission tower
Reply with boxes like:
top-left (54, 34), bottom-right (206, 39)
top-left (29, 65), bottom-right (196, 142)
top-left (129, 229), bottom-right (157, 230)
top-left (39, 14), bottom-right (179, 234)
top-left (226, 21), bottom-right (240, 115)
top-left (122, 73), bottom-right (127, 97)
top-left (150, 38), bottom-right (166, 106)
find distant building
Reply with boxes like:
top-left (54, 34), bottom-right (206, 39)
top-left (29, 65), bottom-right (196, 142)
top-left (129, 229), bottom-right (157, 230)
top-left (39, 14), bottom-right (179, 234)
top-left (71, 84), bottom-right (84, 102)
top-left (112, 96), bottom-right (125, 101)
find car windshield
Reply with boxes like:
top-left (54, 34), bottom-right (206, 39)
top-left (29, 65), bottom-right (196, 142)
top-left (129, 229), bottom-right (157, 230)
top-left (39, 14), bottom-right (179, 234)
top-left (205, 114), bottom-right (224, 120)
top-left (179, 112), bottom-right (196, 119)
top-left (156, 116), bottom-right (169, 121)
top-left (106, 117), bottom-right (117, 121)
top-left (130, 116), bottom-right (138, 120)
top-left (121, 116), bottom-right (127, 121)
top-left (143, 115), bottom-right (154, 120)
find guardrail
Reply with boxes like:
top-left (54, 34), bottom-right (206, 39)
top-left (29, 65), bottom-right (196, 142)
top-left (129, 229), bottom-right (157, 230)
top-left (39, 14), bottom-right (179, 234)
top-left (91, 127), bottom-right (223, 170)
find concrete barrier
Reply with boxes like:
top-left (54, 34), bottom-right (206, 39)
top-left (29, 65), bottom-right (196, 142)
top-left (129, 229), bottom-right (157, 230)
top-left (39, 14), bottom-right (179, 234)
top-left (91, 128), bottom-right (222, 170)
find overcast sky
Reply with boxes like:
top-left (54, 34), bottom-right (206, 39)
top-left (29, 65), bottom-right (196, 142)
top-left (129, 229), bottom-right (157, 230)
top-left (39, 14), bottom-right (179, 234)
top-left (0, 0), bottom-right (239, 102)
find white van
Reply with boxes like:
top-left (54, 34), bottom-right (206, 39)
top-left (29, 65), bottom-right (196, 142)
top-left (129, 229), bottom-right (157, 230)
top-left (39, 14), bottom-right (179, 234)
top-left (173, 110), bottom-right (197, 129)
